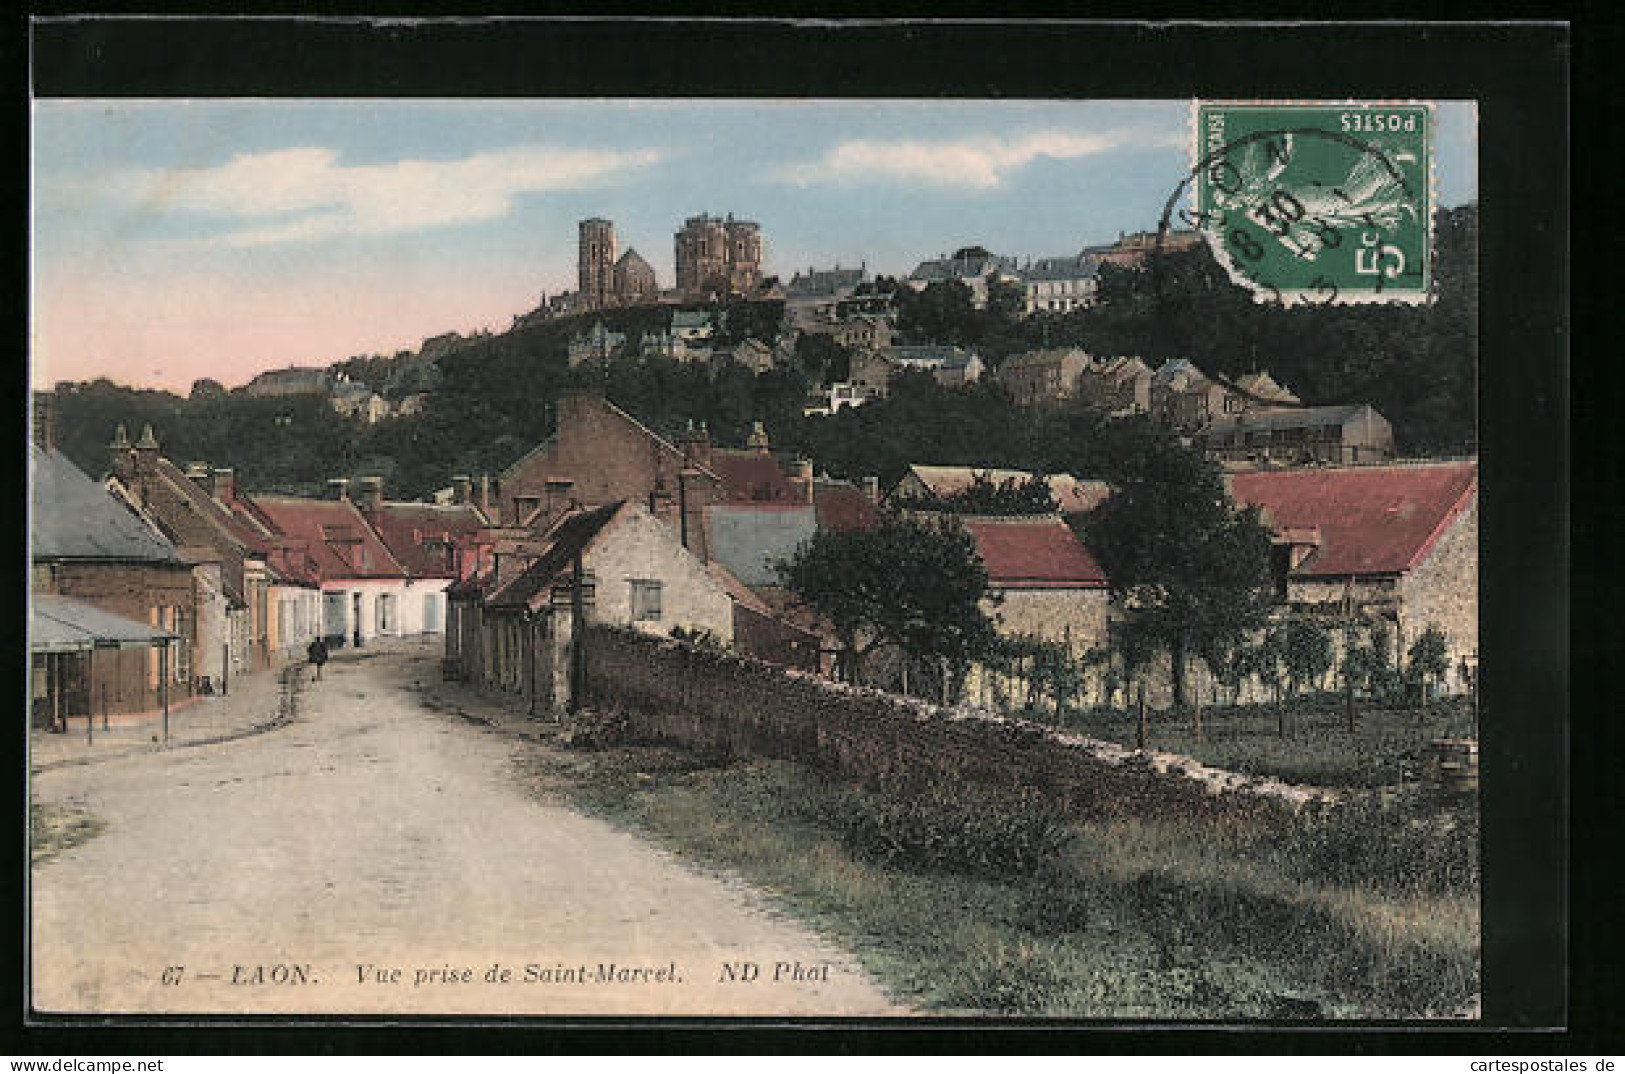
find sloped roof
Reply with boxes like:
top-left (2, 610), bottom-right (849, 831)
top-left (486, 502), bottom-right (623, 611)
top-left (787, 265), bottom-right (866, 298)
top-left (247, 494), bottom-right (409, 580)
top-left (1226, 461), bottom-right (1477, 577)
top-left (145, 457), bottom-right (272, 556)
top-left (999, 347), bottom-right (1090, 371)
top-left (899, 465), bottom-right (1108, 515)
top-left (812, 479), bottom-right (882, 533)
top-left (365, 502), bottom-right (489, 579)
top-left (30, 446), bottom-right (185, 565)
top-left (31, 594), bottom-right (177, 653)
top-left (710, 450), bottom-right (799, 503)
top-left (962, 517), bottom-right (1108, 589)
top-left (1204, 404), bottom-right (1378, 435)
top-left (1022, 254), bottom-right (1101, 282)
top-left (884, 345), bottom-right (979, 370)
top-left (704, 504), bottom-right (818, 588)
top-left (671, 311), bottom-right (713, 330)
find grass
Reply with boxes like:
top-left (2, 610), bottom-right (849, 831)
top-left (1029, 697), bottom-right (1477, 789)
top-left (516, 738), bottom-right (1479, 1019)
top-left (30, 801), bottom-right (105, 864)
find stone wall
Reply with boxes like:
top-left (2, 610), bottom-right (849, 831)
top-left (582, 625), bottom-right (1329, 819)
top-left (1400, 494), bottom-right (1478, 690)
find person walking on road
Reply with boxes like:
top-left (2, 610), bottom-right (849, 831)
top-left (307, 637), bottom-right (329, 681)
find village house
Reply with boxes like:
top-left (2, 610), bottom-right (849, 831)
top-left (1226, 459), bottom-right (1477, 691)
top-left (784, 264), bottom-right (868, 323)
top-left (802, 381), bottom-right (869, 418)
top-left (451, 501), bottom-right (807, 707)
top-left (849, 345), bottom-right (985, 400)
top-left (721, 337), bottom-right (775, 375)
top-left (329, 377), bottom-right (391, 424)
top-left (995, 347), bottom-right (1093, 406)
top-left (887, 464), bottom-right (1109, 516)
top-left (1198, 403), bottom-right (1396, 466)
top-left (567, 321), bottom-right (629, 368)
top-left (829, 313), bottom-right (897, 351)
top-left (237, 481), bottom-right (415, 649)
top-left (960, 516), bottom-right (1113, 706)
top-left (352, 475), bottom-right (494, 637)
top-left (1020, 253), bottom-right (1101, 315)
top-left (1085, 228), bottom-right (1203, 269)
top-left (905, 247), bottom-right (1022, 308)
top-left (103, 428), bottom-right (301, 687)
top-left (30, 402), bottom-right (199, 725)
top-left (494, 395), bottom-right (726, 556)
top-left (1075, 356), bottom-right (1155, 415)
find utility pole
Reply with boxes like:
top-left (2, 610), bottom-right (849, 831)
top-left (160, 644), bottom-right (170, 745)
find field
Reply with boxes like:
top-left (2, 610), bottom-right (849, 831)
top-left (519, 728), bottom-right (1480, 1019)
top-left (1019, 696), bottom-right (1477, 790)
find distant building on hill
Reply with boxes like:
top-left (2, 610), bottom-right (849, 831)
top-left (241, 367), bottom-right (329, 398)
top-left (905, 246), bottom-right (1022, 308)
top-left (1020, 253), bottom-right (1102, 315)
top-left (675, 212), bottom-right (763, 300)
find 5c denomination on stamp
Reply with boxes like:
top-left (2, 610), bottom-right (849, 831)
top-left (1187, 100), bottom-right (1435, 306)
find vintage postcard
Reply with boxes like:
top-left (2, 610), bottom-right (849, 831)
top-left (29, 89), bottom-right (1486, 1022)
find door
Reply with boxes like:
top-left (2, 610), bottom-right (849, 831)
top-left (423, 593), bottom-right (441, 633)
top-left (322, 591), bottom-right (348, 646)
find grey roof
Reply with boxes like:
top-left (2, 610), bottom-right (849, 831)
top-left (885, 345), bottom-right (979, 371)
top-left (31, 593), bottom-right (177, 653)
top-left (1022, 254), bottom-right (1101, 282)
top-left (908, 252), bottom-right (1019, 282)
top-left (705, 505), bottom-right (818, 587)
top-left (787, 266), bottom-right (866, 298)
top-left (671, 311), bottom-right (713, 330)
top-left (30, 446), bottom-right (185, 564)
top-left (1153, 358), bottom-right (1200, 384)
top-left (1204, 404), bottom-right (1375, 434)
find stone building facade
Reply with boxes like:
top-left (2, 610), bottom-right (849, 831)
top-left (578, 217), bottom-right (617, 310)
top-left (674, 212), bottom-right (762, 299)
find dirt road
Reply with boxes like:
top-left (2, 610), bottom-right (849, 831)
top-left (30, 640), bottom-right (902, 1016)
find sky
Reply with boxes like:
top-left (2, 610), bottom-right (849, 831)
top-left (31, 99), bottom-right (1477, 393)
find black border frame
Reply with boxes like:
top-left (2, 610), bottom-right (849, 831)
top-left (13, 14), bottom-right (1579, 1055)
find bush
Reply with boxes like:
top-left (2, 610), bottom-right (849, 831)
top-left (826, 779), bottom-right (1073, 879)
top-left (1015, 861), bottom-right (1092, 935)
top-left (1283, 792), bottom-right (1479, 897)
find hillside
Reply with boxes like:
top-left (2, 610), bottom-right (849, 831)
top-left (48, 205), bottom-right (1475, 500)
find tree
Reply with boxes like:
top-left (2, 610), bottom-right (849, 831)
top-left (1077, 425), bottom-right (1274, 712)
top-left (776, 516), bottom-right (998, 687)
top-left (897, 470), bottom-right (1058, 516)
top-left (1279, 618), bottom-right (1333, 700)
top-left (1406, 624), bottom-right (1450, 710)
top-left (189, 378), bottom-right (226, 401)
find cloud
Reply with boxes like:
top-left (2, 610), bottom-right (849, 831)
top-left (767, 128), bottom-right (1183, 189)
top-left (90, 144), bottom-right (663, 247)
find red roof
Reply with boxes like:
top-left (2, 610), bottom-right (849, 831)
top-left (245, 495), bottom-right (409, 581)
top-left (813, 480), bottom-right (883, 533)
top-left (962, 517), bottom-right (1108, 589)
top-left (1227, 461), bottom-right (1477, 577)
top-left (365, 502), bottom-right (490, 579)
top-left (710, 450), bottom-right (799, 503)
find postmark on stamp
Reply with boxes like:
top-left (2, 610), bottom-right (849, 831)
top-left (1184, 101), bottom-right (1435, 306)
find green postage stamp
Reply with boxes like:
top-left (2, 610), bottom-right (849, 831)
top-left (1190, 101), bottom-right (1435, 305)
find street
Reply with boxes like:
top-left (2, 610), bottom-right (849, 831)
top-left (30, 639), bottom-right (901, 1016)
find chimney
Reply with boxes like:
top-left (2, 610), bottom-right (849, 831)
top-left (211, 467), bottom-right (236, 504)
top-left (792, 458), bottom-right (814, 504)
top-left (109, 424), bottom-right (133, 480)
top-left (478, 474), bottom-right (492, 515)
top-left (357, 475), bottom-right (384, 513)
top-left (862, 475), bottom-right (880, 504)
top-left (185, 461), bottom-right (211, 484)
top-left (679, 419), bottom-right (713, 472)
top-left (452, 475), bottom-right (472, 505)
top-left (32, 392), bottom-right (54, 453)
top-left (133, 424), bottom-right (160, 473)
top-left (327, 477), bottom-right (350, 501)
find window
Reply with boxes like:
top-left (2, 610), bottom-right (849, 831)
top-left (630, 580), bottom-right (663, 622)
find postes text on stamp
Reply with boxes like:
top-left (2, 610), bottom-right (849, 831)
top-left (1189, 101), bottom-right (1435, 306)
